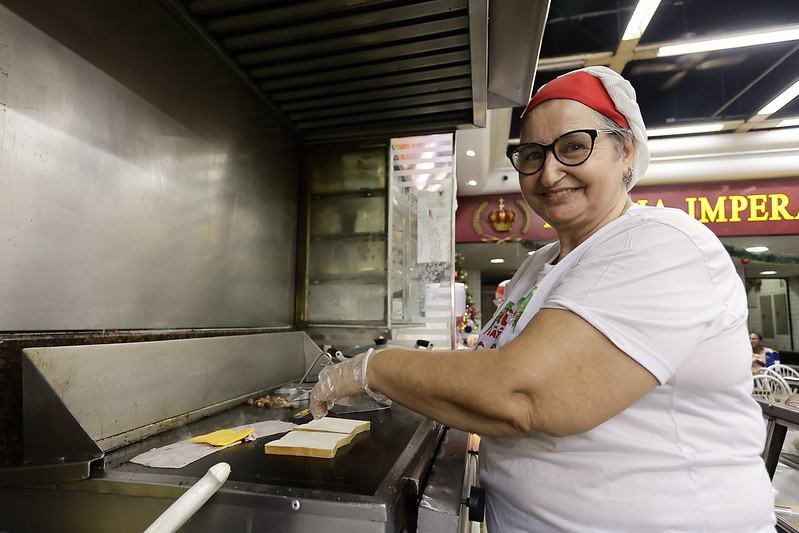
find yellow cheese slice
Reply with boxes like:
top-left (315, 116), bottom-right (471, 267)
top-left (190, 427), bottom-right (254, 446)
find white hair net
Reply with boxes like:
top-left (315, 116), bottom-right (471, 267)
top-left (575, 66), bottom-right (649, 190)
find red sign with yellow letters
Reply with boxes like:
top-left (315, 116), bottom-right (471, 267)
top-left (455, 178), bottom-right (799, 243)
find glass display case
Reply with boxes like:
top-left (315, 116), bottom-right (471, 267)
top-left (388, 134), bottom-right (456, 348)
top-left (305, 143), bottom-right (388, 324)
top-left (303, 134), bottom-right (456, 347)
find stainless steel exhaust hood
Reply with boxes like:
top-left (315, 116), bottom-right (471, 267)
top-left (155, 0), bottom-right (550, 142)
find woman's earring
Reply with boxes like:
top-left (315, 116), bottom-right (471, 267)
top-left (622, 167), bottom-right (633, 184)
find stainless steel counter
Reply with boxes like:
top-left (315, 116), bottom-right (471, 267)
top-left (758, 400), bottom-right (799, 532)
top-left (0, 402), bottom-right (443, 533)
top-left (0, 332), bottom-right (477, 533)
top-left (774, 452), bottom-right (799, 532)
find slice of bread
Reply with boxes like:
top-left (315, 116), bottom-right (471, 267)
top-left (294, 417), bottom-right (370, 436)
top-left (264, 429), bottom-right (355, 459)
top-left (264, 417), bottom-right (370, 458)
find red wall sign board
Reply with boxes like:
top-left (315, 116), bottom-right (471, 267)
top-left (456, 194), bottom-right (555, 243)
top-left (456, 178), bottom-right (799, 243)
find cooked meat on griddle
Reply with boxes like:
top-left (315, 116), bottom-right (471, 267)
top-left (248, 395), bottom-right (297, 409)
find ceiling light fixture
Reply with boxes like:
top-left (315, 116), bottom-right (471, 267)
top-left (647, 123), bottom-right (725, 137)
top-left (656, 25), bottom-right (799, 57)
top-left (746, 246), bottom-right (769, 253)
top-left (537, 57), bottom-right (586, 72)
top-left (467, 179), bottom-right (478, 186)
top-left (465, 150), bottom-right (476, 157)
top-left (757, 79), bottom-right (799, 116)
top-left (536, 52), bottom-right (613, 72)
top-left (760, 270), bottom-right (778, 275)
top-left (489, 258), bottom-right (505, 264)
top-left (622, 0), bottom-right (662, 41)
top-left (777, 117), bottom-right (799, 127)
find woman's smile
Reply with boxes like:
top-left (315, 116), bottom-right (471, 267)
top-left (540, 186), bottom-right (582, 201)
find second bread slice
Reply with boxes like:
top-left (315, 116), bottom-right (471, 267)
top-left (294, 417), bottom-right (370, 436)
top-left (264, 429), bottom-right (356, 459)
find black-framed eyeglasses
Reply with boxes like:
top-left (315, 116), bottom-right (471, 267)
top-left (506, 129), bottom-right (616, 175)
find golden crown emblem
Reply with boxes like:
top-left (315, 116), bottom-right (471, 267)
top-left (486, 198), bottom-right (516, 232)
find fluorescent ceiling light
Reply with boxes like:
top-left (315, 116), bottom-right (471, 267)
top-left (467, 179), bottom-right (478, 186)
top-left (746, 246), bottom-right (769, 253)
top-left (647, 123), bottom-right (725, 137)
top-left (760, 270), bottom-right (778, 275)
top-left (537, 52), bottom-right (612, 72)
top-left (757, 79), bottom-right (799, 116)
top-left (489, 258), bottom-right (505, 264)
top-left (622, 0), bottom-right (662, 41)
top-left (778, 117), bottom-right (799, 127)
top-left (465, 150), bottom-right (476, 157)
top-left (537, 58), bottom-right (586, 71)
top-left (657, 25), bottom-right (799, 57)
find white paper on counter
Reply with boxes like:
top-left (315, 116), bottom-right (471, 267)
top-left (131, 420), bottom-right (295, 468)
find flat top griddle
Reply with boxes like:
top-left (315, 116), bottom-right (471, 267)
top-left (104, 401), bottom-right (432, 497)
top-left (5, 336), bottom-right (450, 533)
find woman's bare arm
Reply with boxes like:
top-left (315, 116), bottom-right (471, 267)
top-left (369, 308), bottom-right (659, 437)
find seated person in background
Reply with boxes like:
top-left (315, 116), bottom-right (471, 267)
top-left (751, 331), bottom-right (779, 370)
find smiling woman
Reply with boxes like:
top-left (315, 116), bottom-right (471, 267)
top-left (309, 66), bottom-right (776, 533)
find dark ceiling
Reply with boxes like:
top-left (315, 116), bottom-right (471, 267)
top-left (510, 0), bottom-right (799, 139)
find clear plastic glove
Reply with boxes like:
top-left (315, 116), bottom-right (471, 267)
top-left (310, 348), bottom-right (388, 419)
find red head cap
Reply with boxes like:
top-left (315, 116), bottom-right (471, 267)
top-left (520, 71), bottom-right (629, 128)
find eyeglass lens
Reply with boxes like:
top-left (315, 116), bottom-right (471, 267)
top-left (510, 130), bottom-right (597, 175)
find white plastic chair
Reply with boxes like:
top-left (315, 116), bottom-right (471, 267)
top-left (757, 366), bottom-right (792, 383)
top-left (767, 363), bottom-right (799, 379)
top-left (752, 374), bottom-right (792, 403)
top-left (759, 367), bottom-right (796, 391)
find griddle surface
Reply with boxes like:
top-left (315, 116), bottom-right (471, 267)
top-left (114, 403), bottom-right (427, 496)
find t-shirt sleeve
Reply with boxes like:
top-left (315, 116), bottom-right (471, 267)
top-left (542, 220), bottom-right (744, 384)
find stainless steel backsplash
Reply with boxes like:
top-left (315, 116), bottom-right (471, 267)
top-left (0, 2), bottom-right (299, 330)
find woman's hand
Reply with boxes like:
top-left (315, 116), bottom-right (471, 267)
top-left (310, 349), bottom-right (388, 419)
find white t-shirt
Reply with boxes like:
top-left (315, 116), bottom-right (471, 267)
top-left (476, 204), bottom-right (775, 532)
